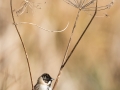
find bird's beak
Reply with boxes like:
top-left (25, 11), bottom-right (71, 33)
top-left (51, 78), bottom-right (54, 81)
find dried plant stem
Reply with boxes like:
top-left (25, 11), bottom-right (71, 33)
top-left (63, 0), bottom-right (98, 67)
top-left (52, 9), bottom-right (81, 90)
top-left (10, 0), bottom-right (34, 90)
top-left (61, 9), bottom-right (81, 65)
top-left (15, 22), bottom-right (69, 33)
top-left (53, 0), bottom-right (98, 90)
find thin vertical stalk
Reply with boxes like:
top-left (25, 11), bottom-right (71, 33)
top-left (63, 0), bottom-right (98, 67)
top-left (62, 9), bottom-right (81, 65)
top-left (52, 9), bottom-right (81, 90)
top-left (53, 0), bottom-right (98, 89)
top-left (10, 0), bottom-right (34, 90)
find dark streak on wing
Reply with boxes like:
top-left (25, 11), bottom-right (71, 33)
top-left (34, 83), bottom-right (40, 90)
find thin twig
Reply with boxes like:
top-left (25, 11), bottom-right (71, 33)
top-left (15, 22), bottom-right (69, 32)
top-left (52, 0), bottom-right (98, 90)
top-left (52, 8), bottom-right (81, 90)
top-left (63, 0), bottom-right (98, 67)
top-left (62, 9), bottom-right (81, 65)
top-left (16, 0), bottom-right (34, 16)
top-left (10, 0), bottom-right (34, 90)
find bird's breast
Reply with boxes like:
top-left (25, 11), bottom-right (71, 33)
top-left (38, 84), bottom-right (51, 90)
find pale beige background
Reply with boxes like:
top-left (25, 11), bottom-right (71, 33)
top-left (0, 0), bottom-right (120, 90)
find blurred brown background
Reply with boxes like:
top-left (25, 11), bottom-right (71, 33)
top-left (0, 0), bottom-right (120, 90)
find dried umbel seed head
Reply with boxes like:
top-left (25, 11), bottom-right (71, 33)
top-left (64, 0), bottom-right (114, 10)
top-left (15, 0), bottom-right (46, 16)
top-left (64, 0), bottom-right (114, 17)
top-left (64, 0), bottom-right (96, 9)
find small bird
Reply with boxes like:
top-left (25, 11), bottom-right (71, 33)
top-left (34, 73), bottom-right (54, 90)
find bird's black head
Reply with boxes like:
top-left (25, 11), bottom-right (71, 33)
top-left (41, 73), bottom-right (54, 84)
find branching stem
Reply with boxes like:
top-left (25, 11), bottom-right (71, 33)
top-left (52, 0), bottom-right (98, 90)
top-left (52, 9), bottom-right (81, 90)
top-left (63, 0), bottom-right (98, 67)
top-left (10, 0), bottom-right (34, 90)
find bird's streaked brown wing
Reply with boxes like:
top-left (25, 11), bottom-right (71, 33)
top-left (34, 83), bottom-right (40, 90)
